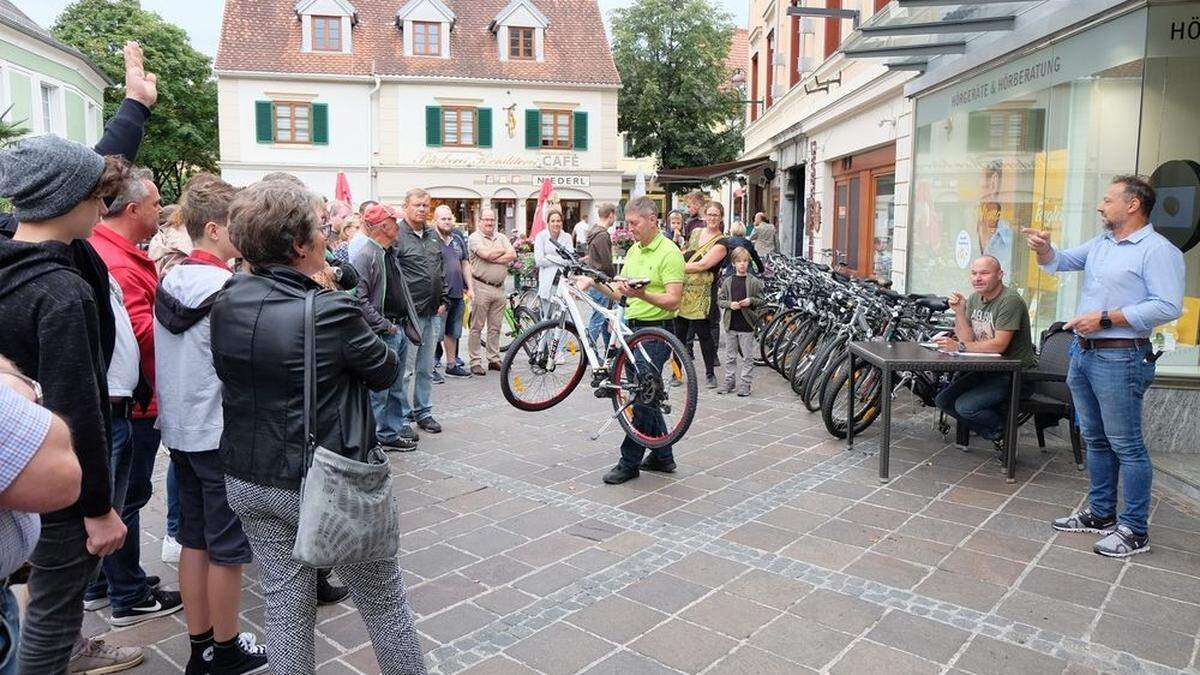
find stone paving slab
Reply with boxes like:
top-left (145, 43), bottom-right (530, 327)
top-left (54, 363), bottom-right (1200, 674)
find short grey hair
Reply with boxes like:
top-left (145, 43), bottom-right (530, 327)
top-left (228, 180), bottom-right (322, 267)
top-left (625, 196), bottom-right (658, 220)
top-left (104, 167), bottom-right (155, 218)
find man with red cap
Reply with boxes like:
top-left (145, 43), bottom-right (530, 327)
top-left (350, 203), bottom-right (417, 451)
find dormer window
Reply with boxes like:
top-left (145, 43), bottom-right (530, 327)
top-left (509, 27), bottom-right (534, 60)
top-left (295, 0), bottom-right (356, 54)
top-left (491, 0), bottom-right (549, 62)
top-left (312, 16), bottom-right (342, 51)
top-left (396, 0), bottom-right (455, 59)
top-left (412, 21), bottom-right (442, 56)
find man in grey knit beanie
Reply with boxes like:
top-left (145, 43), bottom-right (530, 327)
top-left (0, 134), bottom-right (107, 225)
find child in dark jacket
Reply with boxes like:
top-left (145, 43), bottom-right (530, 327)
top-left (717, 246), bottom-right (764, 396)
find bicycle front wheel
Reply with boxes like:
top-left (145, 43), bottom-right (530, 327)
top-left (500, 319), bottom-right (588, 411)
top-left (611, 327), bottom-right (698, 450)
top-left (820, 357), bottom-right (883, 439)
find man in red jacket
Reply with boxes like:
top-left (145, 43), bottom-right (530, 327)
top-left (88, 168), bottom-right (184, 627)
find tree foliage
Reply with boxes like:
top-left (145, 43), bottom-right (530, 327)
top-left (611, 0), bottom-right (744, 191)
top-left (53, 0), bottom-right (218, 203)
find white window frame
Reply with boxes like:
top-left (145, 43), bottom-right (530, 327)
top-left (39, 82), bottom-right (61, 135)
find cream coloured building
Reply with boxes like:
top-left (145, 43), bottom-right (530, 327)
top-left (216, 0), bottom-right (622, 232)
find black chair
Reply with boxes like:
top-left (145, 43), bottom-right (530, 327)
top-left (954, 322), bottom-right (1084, 470)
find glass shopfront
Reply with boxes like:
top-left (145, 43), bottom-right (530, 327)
top-left (908, 5), bottom-right (1200, 379)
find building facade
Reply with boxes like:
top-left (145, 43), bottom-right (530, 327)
top-left (0, 0), bottom-right (109, 145)
top-left (216, 0), bottom-right (622, 233)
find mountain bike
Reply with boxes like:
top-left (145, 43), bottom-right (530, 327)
top-left (500, 288), bottom-right (541, 353)
top-left (499, 241), bottom-right (698, 449)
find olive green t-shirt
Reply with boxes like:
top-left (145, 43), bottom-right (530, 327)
top-left (622, 233), bottom-right (685, 322)
top-left (967, 286), bottom-right (1037, 368)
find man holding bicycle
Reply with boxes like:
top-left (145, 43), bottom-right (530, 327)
top-left (578, 196), bottom-right (685, 485)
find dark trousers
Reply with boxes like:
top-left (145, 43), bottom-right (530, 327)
top-left (620, 319), bottom-right (675, 469)
top-left (87, 417), bottom-right (159, 609)
top-left (935, 372), bottom-right (1013, 442)
top-left (19, 517), bottom-right (98, 673)
top-left (675, 317), bottom-right (717, 377)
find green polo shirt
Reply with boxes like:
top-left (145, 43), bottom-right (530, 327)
top-left (622, 232), bottom-right (685, 322)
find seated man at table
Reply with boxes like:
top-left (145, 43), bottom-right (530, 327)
top-left (934, 255), bottom-right (1037, 452)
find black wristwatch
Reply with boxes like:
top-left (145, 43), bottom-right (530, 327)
top-left (1100, 310), bottom-right (1113, 330)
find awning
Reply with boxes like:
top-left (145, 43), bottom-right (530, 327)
top-left (833, 0), bottom-right (1042, 73)
top-left (655, 156), bottom-right (774, 184)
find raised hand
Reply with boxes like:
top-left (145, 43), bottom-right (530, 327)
top-left (123, 41), bottom-right (158, 108)
top-left (946, 292), bottom-right (966, 312)
top-left (1021, 227), bottom-right (1051, 255)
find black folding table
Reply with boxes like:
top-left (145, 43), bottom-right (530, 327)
top-left (846, 341), bottom-right (1025, 483)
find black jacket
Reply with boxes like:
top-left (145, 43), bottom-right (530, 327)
top-left (0, 238), bottom-right (112, 520)
top-left (394, 220), bottom-right (447, 317)
top-left (210, 265), bottom-right (400, 490)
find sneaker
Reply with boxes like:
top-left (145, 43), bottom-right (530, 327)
top-left (1093, 525), bottom-right (1150, 558)
top-left (417, 417), bottom-right (443, 434)
top-left (432, 369), bottom-right (446, 384)
top-left (471, 366), bottom-right (486, 376)
top-left (602, 464), bottom-right (639, 485)
top-left (317, 573), bottom-right (350, 605)
top-left (399, 425), bottom-right (420, 443)
top-left (69, 638), bottom-right (144, 674)
top-left (110, 587), bottom-right (184, 627)
top-left (1051, 507), bottom-right (1116, 534)
top-left (639, 457), bottom-right (676, 473)
top-left (162, 534), bottom-right (182, 563)
top-left (378, 439), bottom-right (417, 453)
top-left (736, 387), bottom-right (751, 397)
top-left (212, 632), bottom-right (269, 675)
top-left (705, 374), bottom-right (718, 389)
top-left (446, 364), bottom-right (472, 378)
top-left (84, 576), bottom-right (159, 611)
top-left (716, 383), bottom-right (732, 395)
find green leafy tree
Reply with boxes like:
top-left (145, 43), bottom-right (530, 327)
top-left (53, 0), bottom-right (218, 203)
top-left (611, 0), bottom-right (744, 191)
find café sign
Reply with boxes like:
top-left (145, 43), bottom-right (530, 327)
top-left (531, 175), bottom-right (591, 188)
top-left (417, 152), bottom-right (582, 170)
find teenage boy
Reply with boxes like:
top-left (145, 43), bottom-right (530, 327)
top-left (0, 135), bottom-right (145, 674)
top-left (155, 178), bottom-right (269, 674)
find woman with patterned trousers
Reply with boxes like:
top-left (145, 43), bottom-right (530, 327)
top-left (210, 180), bottom-right (426, 674)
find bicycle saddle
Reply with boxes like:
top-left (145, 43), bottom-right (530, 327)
top-left (915, 297), bottom-right (950, 312)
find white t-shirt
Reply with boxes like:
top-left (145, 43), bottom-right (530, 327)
top-left (107, 274), bottom-right (140, 398)
top-left (573, 220), bottom-right (590, 246)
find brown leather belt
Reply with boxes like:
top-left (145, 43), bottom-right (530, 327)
top-left (472, 275), bottom-right (504, 288)
top-left (1078, 338), bottom-right (1150, 350)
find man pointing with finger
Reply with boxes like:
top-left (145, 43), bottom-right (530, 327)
top-left (1026, 175), bottom-right (1184, 558)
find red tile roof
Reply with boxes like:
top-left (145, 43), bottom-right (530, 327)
top-left (727, 27), bottom-right (747, 77)
top-left (217, 0), bottom-right (621, 86)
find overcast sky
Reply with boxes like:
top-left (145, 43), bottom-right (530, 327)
top-left (19, 0), bottom-right (748, 58)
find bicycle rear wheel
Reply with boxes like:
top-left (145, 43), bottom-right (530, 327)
top-left (611, 328), bottom-right (698, 450)
top-left (820, 356), bottom-right (883, 439)
top-left (500, 319), bottom-right (588, 411)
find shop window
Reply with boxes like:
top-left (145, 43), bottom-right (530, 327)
top-left (510, 27), bottom-right (535, 59)
top-left (967, 109), bottom-right (1046, 153)
top-left (831, 145), bottom-right (895, 278)
top-left (413, 22), bottom-right (441, 56)
top-left (312, 16), bottom-right (342, 51)
top-left (442, 107), bottom-right (476, 147)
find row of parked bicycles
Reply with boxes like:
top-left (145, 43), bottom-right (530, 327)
top-left (754, 253), bottom-right (958, 439)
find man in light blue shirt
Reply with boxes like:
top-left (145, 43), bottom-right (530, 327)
top-left (1025, 175), bottom-right (1184, 558)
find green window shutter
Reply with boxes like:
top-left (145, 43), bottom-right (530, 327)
top-left (573, 111), bottom-right (588, 150)
top-left (312, 103), bottom-right (329, 145)
top-left (426, 105), bottom-right (442, 146)
top-left (525, 108), bottom-right (541, 149)
top-left (255, 100), bottom-right (274, 143)
top-left (477, 107), bottom-right (492, 148)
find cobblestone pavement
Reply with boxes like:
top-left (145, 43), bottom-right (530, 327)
top-left (82, 365), bottom-right (1200, 674)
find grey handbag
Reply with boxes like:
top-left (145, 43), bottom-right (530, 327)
top-left (292, 290), bottom-right (401, 567)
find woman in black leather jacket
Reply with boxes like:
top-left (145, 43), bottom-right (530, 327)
top-left (211, 180), bottom-right (425, 674)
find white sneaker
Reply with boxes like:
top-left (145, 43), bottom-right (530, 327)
top-left (161, 534), bottom-right (182, 563)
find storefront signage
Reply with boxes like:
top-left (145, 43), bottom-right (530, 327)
top-left (955, 230), bottom-right (972, 269)
top-left (417, 152), bottom-right (582, 170)
top-left (916, 10), bottom-right (1146, 127)
top-left (531, 175), bottom-right (591, 188)
top-left (1150, 160), bottom-right (1200, 253)
top-left (1149, 4), bottom-right (1200, 57)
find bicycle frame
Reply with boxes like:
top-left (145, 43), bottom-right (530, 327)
top-left (546, 271), bottom-right (640, 371)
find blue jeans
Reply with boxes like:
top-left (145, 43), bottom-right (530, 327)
top-left (87, 417), bottom-right (158, 610)
top-left (371, 330), bottom-right (411, 443)
top-left (0, 588), bottom-right (18, 675)
top-left (400, 314), bottom-right (438, 421)
top-left (586, 287), bottom-right (611, 350)
top-left (934, 372), bottom-right (1012, 441)
top-left (1067, 341), bottom-right (1156, 535)
top-left (619, 323), bottom-right (674, 470)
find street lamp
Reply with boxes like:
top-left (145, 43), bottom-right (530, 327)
top-left (729, 68), bottom-right (765, 114)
